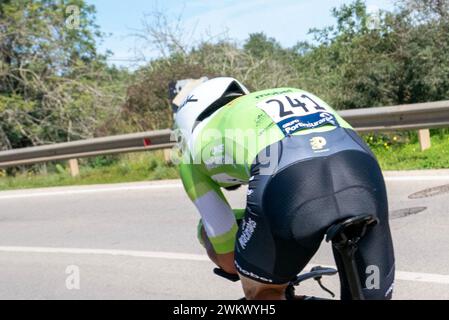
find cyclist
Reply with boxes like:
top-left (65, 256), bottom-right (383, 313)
top-left (173, 77), bottom-right (395, 300)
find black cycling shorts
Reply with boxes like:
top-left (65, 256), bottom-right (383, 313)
top-left (234, 127), bottom-right (395, 299)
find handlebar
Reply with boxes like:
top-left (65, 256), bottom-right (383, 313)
top-left (213, 265), bottom-right (337, 286)
top-left (292, 266), bottom-right (337, 286)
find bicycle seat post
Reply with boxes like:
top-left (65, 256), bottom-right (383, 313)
top-left (333, 238), bottom-right (364, 300)
top-left (325, 215), bottom-right (379, 300)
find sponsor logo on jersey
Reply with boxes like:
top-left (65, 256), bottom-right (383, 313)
top-left (309, 136), bottom-right (327, 150)
top-left (238, 217), bottom-right (257, 250)
top-left (309, 136), bottom-right (330, 153)
top-left (234, 261), bottom-right (273, 283)
top-left (281, 112), bottom-right (338, 135)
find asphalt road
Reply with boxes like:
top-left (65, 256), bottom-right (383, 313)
top-left (0, 170), bottom-right (449, 300)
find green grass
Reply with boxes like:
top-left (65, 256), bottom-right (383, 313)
top-left (1, 132), bottom-right (449, 191)
top-left (366, 132), bottom-right (449, 170)
top-left (0, 151), bottom-right (179, 191)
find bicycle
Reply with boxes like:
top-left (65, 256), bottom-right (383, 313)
top-left (213, 214), bottom-right (379, 300)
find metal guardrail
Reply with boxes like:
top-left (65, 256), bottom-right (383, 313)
top-left (0, 129), bottom-right (172, 168)
top-left (339, 100), bottom-right (449, 132)
top-left (1, 100), bottom-right (449, 169)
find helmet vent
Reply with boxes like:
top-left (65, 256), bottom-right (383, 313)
top-left (194, 81), bottom-right (245, 126)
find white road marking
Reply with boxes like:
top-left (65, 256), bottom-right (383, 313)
top-left (0, 183), bottom-right (183, 200)
top-left (2, 174), bottom-right (449, 200)
top-left (302, 264), bottom-right (449, 285)
top-left (0, 246), bottom-right (208, 261)
top-left (394, 271), bottom-right (449, 285)
top-left (384, 176), bottom-right (449, 182)
top-left (0, 246), bottom-right (448, 285)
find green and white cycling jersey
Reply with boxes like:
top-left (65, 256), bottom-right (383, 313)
top-left (178, 87), bottom-right (353, 254)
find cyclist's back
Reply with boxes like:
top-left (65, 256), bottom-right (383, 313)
top-left (175, 78), bottom-right (395, 300)
top-left (183, 87), bottom-right (355, 185)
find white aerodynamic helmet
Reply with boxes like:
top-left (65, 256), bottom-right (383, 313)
top-left (174, 77), bottom-right (249, 141)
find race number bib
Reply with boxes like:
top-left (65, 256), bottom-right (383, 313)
top-left (257, 93), bottom-right (339, 135)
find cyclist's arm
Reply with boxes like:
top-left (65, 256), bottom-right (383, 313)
top-left (179, 162), bottom-right (238, 255)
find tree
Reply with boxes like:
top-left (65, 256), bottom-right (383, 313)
top-left (0, 0), bottom-right (126, 150)
top-left (291, 0), bottom-right (449, 109)
top-left (243, 32), bottom-right (282, 58)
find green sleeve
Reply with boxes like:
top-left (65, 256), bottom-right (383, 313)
top-left (179, 162), bottom-right (239, 254)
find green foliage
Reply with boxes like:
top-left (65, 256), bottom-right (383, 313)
top-left (121, 0), bottom-right (449, 132)
top-left (369, 133), bottom-right (449, 170)
top-left (3, 0), bottom-right (446, 140)
top-left (243, 33), bottom-right (283, 58)
top-left (1, 0), bottom-right (449, 185)
top-left (86, 155), bottom-right (119, 168)
top-left (55, 164), bottom-right (66, 174)
top-left (292, 0), bottom-right (449, 109)
top-left (119, 55), bottom-right (211, 131)
top-left (0, 0), bottom-right (128, 150)
top-left (0, 151), bottom-right (179, 190)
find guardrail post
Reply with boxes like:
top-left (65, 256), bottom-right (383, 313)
top-left (68, 159), bottom-right (80, 177)
top-left (163, 148), bottom-right (172, 164)
top-left (418, 129), bottom-right (431, 151)
top-left (40, 163), bottom-right (48, 175)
